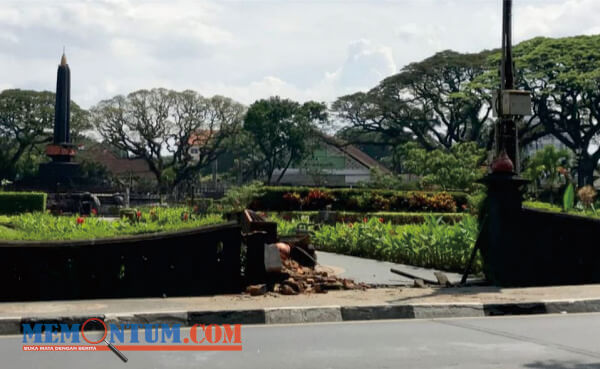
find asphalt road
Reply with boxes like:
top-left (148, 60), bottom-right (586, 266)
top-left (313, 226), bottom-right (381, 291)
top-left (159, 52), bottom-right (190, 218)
top-left (4, 313), bottom-right (600, 368)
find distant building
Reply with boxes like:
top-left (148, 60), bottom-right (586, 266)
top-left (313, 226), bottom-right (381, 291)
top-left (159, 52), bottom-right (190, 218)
top-left (271, 136), bottom-right (391, 187)
top-left (77, 142), bottom-right (154, 183)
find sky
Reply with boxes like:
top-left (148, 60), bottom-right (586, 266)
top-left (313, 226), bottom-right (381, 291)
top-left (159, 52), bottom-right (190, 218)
top-left (0, 0), bottom-right (599, 108)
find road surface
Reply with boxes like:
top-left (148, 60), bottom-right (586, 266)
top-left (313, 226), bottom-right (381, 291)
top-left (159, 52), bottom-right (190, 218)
top-left (4, 313), bottom-right (600, 368)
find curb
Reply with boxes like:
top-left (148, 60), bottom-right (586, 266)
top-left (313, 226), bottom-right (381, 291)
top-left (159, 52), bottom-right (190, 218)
top-left (6, 298), bottom-right (600, 336)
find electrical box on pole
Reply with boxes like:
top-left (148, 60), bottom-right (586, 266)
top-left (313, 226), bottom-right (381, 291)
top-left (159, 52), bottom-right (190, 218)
top-left (492, 89), bottom-right (532, 117)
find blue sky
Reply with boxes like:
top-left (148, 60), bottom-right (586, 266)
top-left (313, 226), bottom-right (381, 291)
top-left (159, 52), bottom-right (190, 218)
top-left (0, 0), bottom-right (598, 108)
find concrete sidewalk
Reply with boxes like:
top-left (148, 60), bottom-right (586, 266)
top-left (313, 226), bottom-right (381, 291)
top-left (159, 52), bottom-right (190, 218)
top-left (3, 284), bottom-right (600, 335)
top-left (317, 251), bottom-right (466, 285)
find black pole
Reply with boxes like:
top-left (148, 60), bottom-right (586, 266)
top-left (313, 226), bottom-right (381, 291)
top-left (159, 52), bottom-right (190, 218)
top-left (496, 0), bottom-right (519, 172)
top-left (53, 53), bottom-right (71, 145)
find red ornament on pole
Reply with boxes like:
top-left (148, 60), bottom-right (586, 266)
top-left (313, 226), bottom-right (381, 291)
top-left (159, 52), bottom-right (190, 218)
top-left (491, 151), bottom-right (514, 173)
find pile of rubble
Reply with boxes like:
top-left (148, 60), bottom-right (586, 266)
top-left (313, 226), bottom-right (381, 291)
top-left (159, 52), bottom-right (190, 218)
top-left (247, 259), bottom-right (367, 296)
top-left (242, 209), bottom-right (367, 296)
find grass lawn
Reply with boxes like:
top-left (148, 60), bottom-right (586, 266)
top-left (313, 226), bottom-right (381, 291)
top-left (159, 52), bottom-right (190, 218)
top-left (524, 201), bottom-right (600, 219)
top-left (0, 207), bottom-right (225, 241)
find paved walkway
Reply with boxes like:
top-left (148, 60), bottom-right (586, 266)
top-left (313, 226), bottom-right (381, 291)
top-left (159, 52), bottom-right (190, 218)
top-left (317, 251), bottom-right (465, 285)
top-left (4, 284), bottom-right (600, 319)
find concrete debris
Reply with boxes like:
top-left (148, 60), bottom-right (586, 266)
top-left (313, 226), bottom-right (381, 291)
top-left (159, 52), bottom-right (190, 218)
top-left (434, 271), bottom-right (453, 287)
top-left (413, 279), bottom-right (426, 288)
top-left (264, 244), bottom-right (284, 273)
top-left (246, 284), bottom-right (267, 296)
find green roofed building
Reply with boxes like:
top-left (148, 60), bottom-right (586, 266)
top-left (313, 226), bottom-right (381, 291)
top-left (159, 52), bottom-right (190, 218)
top-left (271, 135), bottom-right (391, 187)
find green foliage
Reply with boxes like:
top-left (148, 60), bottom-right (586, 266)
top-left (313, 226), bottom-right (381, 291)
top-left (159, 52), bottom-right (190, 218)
top-left (269, 211), bottom-right (466, 225)
top-left (401, 142), bottom-right (486, 191)
top-left (358, 168), bottom-right (407, 190)
top-left (332, 49), bottom-right (492, 151)
top-left (0, 207), bottom-right (224, 241)
top-left (243, 96), bottom-right (328, 184)
top-left (251, 186), bottom-right (469, 213)
top-left (220, 181), bottom-right (265, 212)
top-left (0, 192), bottom-right (47, 214)
top-left (92, 89), bottom-right (245, 191)
top-left (272, 215), bottom-right (480, 273)
top-left (522, 146), bottom-right (571, 198)
top-left (525, 200), bottom-right (600, 219)
top-left (481, 35), bottom-right (600, 185)
top-left (562, 183), bottom-right (575, 212)
top-left (523, 201), bottom-right (563, 213)
top-left (0, 89), bottom-right (89, 180)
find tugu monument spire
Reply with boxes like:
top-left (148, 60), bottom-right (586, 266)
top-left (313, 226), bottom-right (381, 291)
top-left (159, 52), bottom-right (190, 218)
top-left (38, 51), bottom-right (81, 189)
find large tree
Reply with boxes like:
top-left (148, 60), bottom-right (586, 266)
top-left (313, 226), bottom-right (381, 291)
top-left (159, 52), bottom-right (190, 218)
top-left (243, 97), bottom-right (328, 185)
top-left (475, 35), bottom-right (600, 185)
top-left (91, 88), bottom-right (245, 191)
top-left (514, 36), bottom-right (600, 186)
top-left (0, 89), bottom-right (89, 180)
top-left (332, 50), bottom-right (493, 151)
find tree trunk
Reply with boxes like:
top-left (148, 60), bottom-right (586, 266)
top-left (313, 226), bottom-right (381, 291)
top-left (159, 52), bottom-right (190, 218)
top-left (275, 156), bottom-right (295, 185)
top-left (577, 155), bottom-right (596, 187)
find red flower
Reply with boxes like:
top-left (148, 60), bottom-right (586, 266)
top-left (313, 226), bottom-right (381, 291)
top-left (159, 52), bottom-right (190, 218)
top-left (363, 217), bottom-right (368, 223)
top-left (76, 217), bottom-right (84, 225)
top-left (378, 217), bottom-right (384, 223)
top-left (461, 204), bottom-right (468, 210)
top-left (183, 213), bottom-right (189, 221)
top-left (136, 211), bottom-right (142, 219)
top-left (91, 208), bottom-right (98, 216)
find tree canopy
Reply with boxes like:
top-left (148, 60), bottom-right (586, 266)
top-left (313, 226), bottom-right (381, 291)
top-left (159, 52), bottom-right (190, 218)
top-left (0, 89), bottom-right (89, 180)
top-left (332, 50), bottom-right (494, 151)
top-left (92, 88), bottom-right (245, 191)
top-left (243, 97), bottom-right (328, 185)
top-left (334, 34), bottom-right (600, 186)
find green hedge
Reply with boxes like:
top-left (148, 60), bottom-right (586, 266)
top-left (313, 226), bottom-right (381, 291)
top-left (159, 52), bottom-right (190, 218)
top-left (270, 211), bottom-right (467, 225)
top-left (250, 186), bottom-right (469, 213)
top-left (0, 192), bottom-right (47, 215)
top-left (271, 215), bottom-right (481, 273)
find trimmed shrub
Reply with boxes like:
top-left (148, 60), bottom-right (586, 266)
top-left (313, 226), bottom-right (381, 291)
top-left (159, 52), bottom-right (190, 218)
top-left (271, 214), bottom-right (481, 273)
top-left (273, 211), bottom-right (466, 225)
top-left (250, 186), bottom-right (468, 213)
top-left (0, 192), bottom-right (47, 215)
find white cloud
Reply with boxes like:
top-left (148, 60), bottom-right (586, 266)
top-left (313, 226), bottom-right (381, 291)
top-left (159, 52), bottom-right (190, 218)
top-left (515, 0), bottom-right (600, 41)
top-left (0, 0), bottom-right (597, 108)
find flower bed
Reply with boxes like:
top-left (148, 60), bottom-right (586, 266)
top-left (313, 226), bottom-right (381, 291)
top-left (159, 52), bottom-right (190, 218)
top-left (271, 215), bottom-right (480, 273)
top-left (250, 186), bottom-right (469, 212)
top-left (271, 211), bottom-right (466, 225)
top-left (0, 207), bottom-right (225, 241)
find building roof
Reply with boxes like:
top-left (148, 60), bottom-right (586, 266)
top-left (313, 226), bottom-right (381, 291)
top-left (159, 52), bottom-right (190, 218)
top-left (320, 135), bottom-right (392, 174)
top-left (78, 143), bottom-right (155, 179)
top-left (188, 131), bottom-right (215, 146)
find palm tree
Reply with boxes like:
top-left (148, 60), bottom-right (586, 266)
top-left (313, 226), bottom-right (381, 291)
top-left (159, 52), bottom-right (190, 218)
top-left (523, 146), bottom-right (572, 203)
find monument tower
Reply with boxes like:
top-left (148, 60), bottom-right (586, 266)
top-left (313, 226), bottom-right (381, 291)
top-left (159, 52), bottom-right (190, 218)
top-left (38, 52), bottom-right (81, 188)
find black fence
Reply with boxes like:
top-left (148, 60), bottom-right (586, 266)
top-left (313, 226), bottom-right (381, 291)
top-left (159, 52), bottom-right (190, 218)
top-left (0, 222), bottom-right (242, 301)
top-left (480, 206), bottom-right (600, 286)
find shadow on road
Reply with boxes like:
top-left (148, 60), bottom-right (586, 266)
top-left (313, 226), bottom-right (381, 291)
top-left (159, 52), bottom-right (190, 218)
top-left (525, 360), bottom-right (600, 369)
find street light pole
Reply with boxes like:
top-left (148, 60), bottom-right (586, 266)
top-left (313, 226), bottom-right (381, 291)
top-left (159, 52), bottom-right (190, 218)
top-left (496, 0), bottom-right (519, 173)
